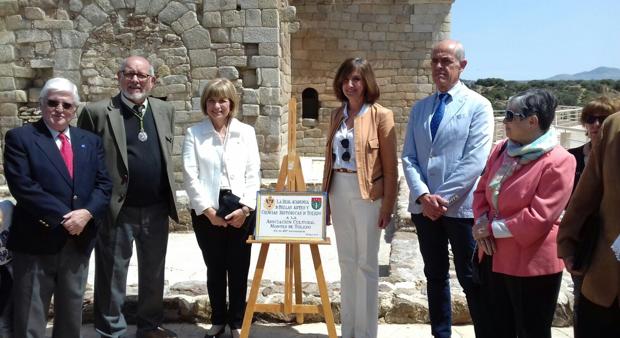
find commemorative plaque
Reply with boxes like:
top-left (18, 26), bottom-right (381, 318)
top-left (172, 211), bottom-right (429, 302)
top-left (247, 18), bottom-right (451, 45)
top-left (254, 191), bottom-right (326, 241)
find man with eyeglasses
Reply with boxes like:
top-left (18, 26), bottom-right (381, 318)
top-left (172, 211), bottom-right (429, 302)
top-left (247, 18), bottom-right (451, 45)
top-left (78, 56), bottom-right (178, 338)
top-left (401, 39), bottom-right (494, 338)
top-left (3, 77), bottom-right (112, 338)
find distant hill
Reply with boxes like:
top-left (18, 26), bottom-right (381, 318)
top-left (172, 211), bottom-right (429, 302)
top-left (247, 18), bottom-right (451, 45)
top-left (547, 66), bottom-right (620, 80)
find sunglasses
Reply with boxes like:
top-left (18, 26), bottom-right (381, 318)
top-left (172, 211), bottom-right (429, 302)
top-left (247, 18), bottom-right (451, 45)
top-left (504, 110), bottom-right (528, 122)
top-left (584, 115), bottom-right (607, 124)
top-left (121, 71), bottom-right (151, 81)
top-left (47, 99), bottom-right (74, 110)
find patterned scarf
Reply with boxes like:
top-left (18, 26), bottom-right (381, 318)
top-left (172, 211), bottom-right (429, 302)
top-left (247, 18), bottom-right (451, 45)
top-left (488, 127), bottom-right (558, 209)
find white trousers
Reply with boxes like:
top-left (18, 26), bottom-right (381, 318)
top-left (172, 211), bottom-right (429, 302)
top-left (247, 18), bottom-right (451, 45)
top-left (329, 172), bottom-right (381, 338)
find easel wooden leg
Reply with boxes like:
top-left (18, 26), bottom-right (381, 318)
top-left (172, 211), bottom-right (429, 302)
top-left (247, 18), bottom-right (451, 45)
top-left (310, 244), bottom-right (338, 338)
top-left (284, 243), bottom-right (293, 313)
top-left (240, 243), bottom-right (270, 338)
top-left (293, 243), bottom-right (304, 324)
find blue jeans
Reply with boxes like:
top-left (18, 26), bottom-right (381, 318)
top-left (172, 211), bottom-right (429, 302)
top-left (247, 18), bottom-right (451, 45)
top-left (412, 214), bottom-right (485, 338)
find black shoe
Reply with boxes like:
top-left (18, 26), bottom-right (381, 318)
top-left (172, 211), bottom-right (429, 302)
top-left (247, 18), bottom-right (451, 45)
top-left (204, 324), bottom-right (226, 338)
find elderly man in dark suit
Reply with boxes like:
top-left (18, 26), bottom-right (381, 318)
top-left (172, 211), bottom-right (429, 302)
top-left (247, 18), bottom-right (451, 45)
top-left (78, 56), bottom-right (178, 338)
top-left (3, 77), bottom-right (112, 338)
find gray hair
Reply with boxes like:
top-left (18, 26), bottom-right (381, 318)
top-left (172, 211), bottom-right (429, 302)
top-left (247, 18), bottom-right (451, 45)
top-left (433, 39), bottom-right (466, 61)
top-left (119, 57), bottom-right (155, 76)
top-left (508, 88), bottom-right (558, 131)
top-left (39, 77), bottom-right (80, 106)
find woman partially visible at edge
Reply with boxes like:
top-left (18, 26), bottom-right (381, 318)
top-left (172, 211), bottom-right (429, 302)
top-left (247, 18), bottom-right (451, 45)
top-left (472, 89), bottom-right (576, 338)
top-left (182, 78), bottom-right (261, 338)
top-left (558, 100), bottom-right (620, 338)
top-left (565, 96), bottom-right (616, 338)
top-left (322, 57), bottom-right (398, 338)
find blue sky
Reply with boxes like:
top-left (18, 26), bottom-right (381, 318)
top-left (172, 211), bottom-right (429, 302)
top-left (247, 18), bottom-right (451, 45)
top-left (451, 0), bottom-right (620, 80)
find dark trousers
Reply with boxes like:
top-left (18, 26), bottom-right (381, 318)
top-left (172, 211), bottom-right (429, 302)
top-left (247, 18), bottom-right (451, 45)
top-left (191, 210), bottom-right (252, 329)
top-left (94, 203), bottom-right (170, 337)
top-left (576, 294), bottom-right (620, 338)
top-left (12, 238), bottom-right (89, 338)
top-left (485, 271), bottom-right (562, 338)
top-left (571, 274), bottom-right (583, 338)
top-left (411, 214), bottom-right (484, 338)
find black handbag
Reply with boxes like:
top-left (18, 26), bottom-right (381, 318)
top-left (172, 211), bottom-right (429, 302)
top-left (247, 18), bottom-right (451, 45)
top-left (471, 246), bottom-right (492, 285)
top-left (571, 212), bottom-right (600, 271)
top-left (216, 190), bottom-right (242, 218)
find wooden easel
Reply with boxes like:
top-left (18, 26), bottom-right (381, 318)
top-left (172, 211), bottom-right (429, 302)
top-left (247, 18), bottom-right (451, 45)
top-left (240, 98), bottom-right (337, 338)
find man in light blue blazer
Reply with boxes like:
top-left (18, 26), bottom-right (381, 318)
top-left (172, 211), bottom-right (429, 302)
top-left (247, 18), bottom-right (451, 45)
top-left (402, 39), bottom-right (494, 338)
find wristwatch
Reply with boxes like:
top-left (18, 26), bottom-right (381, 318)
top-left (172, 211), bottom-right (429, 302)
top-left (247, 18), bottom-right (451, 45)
top-left (242, 206), bottom-right (251, 217)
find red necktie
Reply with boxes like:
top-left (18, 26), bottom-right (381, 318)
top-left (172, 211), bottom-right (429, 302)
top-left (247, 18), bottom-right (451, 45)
top-left (58, 133), bottom-right (73, 178)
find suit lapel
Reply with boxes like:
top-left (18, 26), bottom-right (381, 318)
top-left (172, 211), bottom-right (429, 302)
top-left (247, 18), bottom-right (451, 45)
top-left (32, 120), bottom-right (73, 187)
top-left (434, 92), bottom-right (468, 142)
top-left (106, 94), bottom-right (128, 170)
top-left (149, 98), bottom-right (170, 162)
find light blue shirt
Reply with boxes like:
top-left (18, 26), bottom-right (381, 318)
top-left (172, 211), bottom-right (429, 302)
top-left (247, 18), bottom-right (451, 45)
top-left (401, 81), bottom-right (494, 218)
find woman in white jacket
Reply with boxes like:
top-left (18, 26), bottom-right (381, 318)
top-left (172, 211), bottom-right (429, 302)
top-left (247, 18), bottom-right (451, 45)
top-left (182, 78), bottom-right (260, 338)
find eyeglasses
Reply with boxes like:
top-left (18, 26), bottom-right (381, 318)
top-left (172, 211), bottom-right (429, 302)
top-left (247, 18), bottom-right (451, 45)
top-left (121, 71), bottom-right (151, 81)
top-left (340, 138), bottom-right (351, 161)
top-left (504, 110), bottom-right (528, 122)
top-left (47, 99), bottom-right (74, 110)
top-left (584, 115), bottom-right (607, 125)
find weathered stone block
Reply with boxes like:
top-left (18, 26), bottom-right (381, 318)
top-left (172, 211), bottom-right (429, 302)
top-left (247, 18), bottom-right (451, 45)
top-left (147, 0), bottom-right (170, 17)
top-left (217, 56), bottom-right (247, 67)
top-left (0, 0), bottom-right (18, 16)
top-left (230, 28), bottom-right (243, 43)
top-left (82, 4), bottom-right (109, 27)
top-left (258, 42), bottom-right (279, 56)
top-left (258, 87), bottom-right (280, 105)
top-left (16, 30), bottom-right (52, 44)
top-left (109, 0), bottom-right (127, 10)
top-left (0, 64), bottom-right (12, 77)
top-left (241, 104), bottom-right (259, 117)
top-left (30, 58), bottom-right (54, 68)
top-left (238, 0), bottom-right (258, 9)
top-left (191, 67), bottom-right (218, 79)
top-left (68, 0), bottom-right (83, 12)
top-left (5, 15), bottom-right (28, 30)
top-left (210, 28), bottom-right (229, 43)
top-left (76, 15), bottom-right (94, 33)
top-left (24, 7), bottom-right (46, 20)
top-left (0, 78), bottom-right (15, 91)
top-left (28, 88), bottom-right (40, 102)
top-left (241, 88), bottom-right (259, 104)
top-left (135, 0), bottom-right (149, 14)
top-left (222, 10), bottom-right (242, 27)
top-left (203, 11), bottom-right (221, 28)
top-left (178, 11), bottom-right (199, 31)
top-left (35, 42), bottom-right (51, 55)
top-left (188, 49), bottom-right (216, 67)
top-left (218, 66), bottom-right (238, 79)
top-left (0, 103), bottom-right (18, 116)
top-left (160, 75), bottom-right (189, 85)
top-left (34, 20), bottom-right (74, 30)
top-left (182, 26), bottom-right (211, 50)
top-left (0, 46), bottom-right (15, 63)
top-left (158, 2), bottom-right (188, 25)
top-left (243, 27), bottom-right (278, 43)
top-left (258, 68), bottom-right (279, 87)
top-left (245, 9), bottom-right (261, 27)
top-left (249, 55), bottom-right (277, 68)
top-left (204, 0), bottom-right (236, 11)
top-left (58, 30), bottom-right (88, 48)
top-left (262, 9), bottom-right (278, 27)
top-left (55, 49), bottom-right (81, 70)
top-left (257, 0), bottom-right (277, 9)
top-left (94, 0), bottom-right (114, 12)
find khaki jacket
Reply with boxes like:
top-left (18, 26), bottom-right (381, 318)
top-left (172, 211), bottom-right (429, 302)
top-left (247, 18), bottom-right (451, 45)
top-left (322, 103), bottom-right (398, 216)
top-left (558, 112), bottom-right (620, 307)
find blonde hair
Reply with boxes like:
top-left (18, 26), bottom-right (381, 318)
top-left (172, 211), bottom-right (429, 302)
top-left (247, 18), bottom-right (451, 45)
top-left (200, 78), bottom-right (240, 118)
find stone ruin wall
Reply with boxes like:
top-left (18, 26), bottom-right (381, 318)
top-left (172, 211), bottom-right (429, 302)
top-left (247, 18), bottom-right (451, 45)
top-left (290, 0), bottom-right (452, 156)
top-left (0, 0), bottom-right (452, 191)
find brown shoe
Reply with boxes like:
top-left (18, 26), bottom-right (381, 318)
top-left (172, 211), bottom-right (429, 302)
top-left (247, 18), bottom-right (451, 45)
top-left (137, 326), bottom-right (178, 338)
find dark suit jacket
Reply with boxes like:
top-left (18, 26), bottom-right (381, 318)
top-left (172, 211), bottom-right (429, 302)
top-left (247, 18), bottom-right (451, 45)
top-left (77, 94), bottom-right (178, 224)
top-left (3, 120), bottom-right (112, 255)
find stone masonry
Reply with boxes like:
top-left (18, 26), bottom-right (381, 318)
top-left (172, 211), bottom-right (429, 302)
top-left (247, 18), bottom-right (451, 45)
top-left (0, 0), bottom-right (452, 188)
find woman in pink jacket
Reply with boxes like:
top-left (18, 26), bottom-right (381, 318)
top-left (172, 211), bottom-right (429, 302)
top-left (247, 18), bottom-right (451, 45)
top-left (472, 89), bottom-right (576, 338)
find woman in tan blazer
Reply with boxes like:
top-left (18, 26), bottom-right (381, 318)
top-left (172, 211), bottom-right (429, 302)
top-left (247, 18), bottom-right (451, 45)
top-left (322, 58), bottom-right (398, 338)
top-left (558, 111), bottom-right (620, 338)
